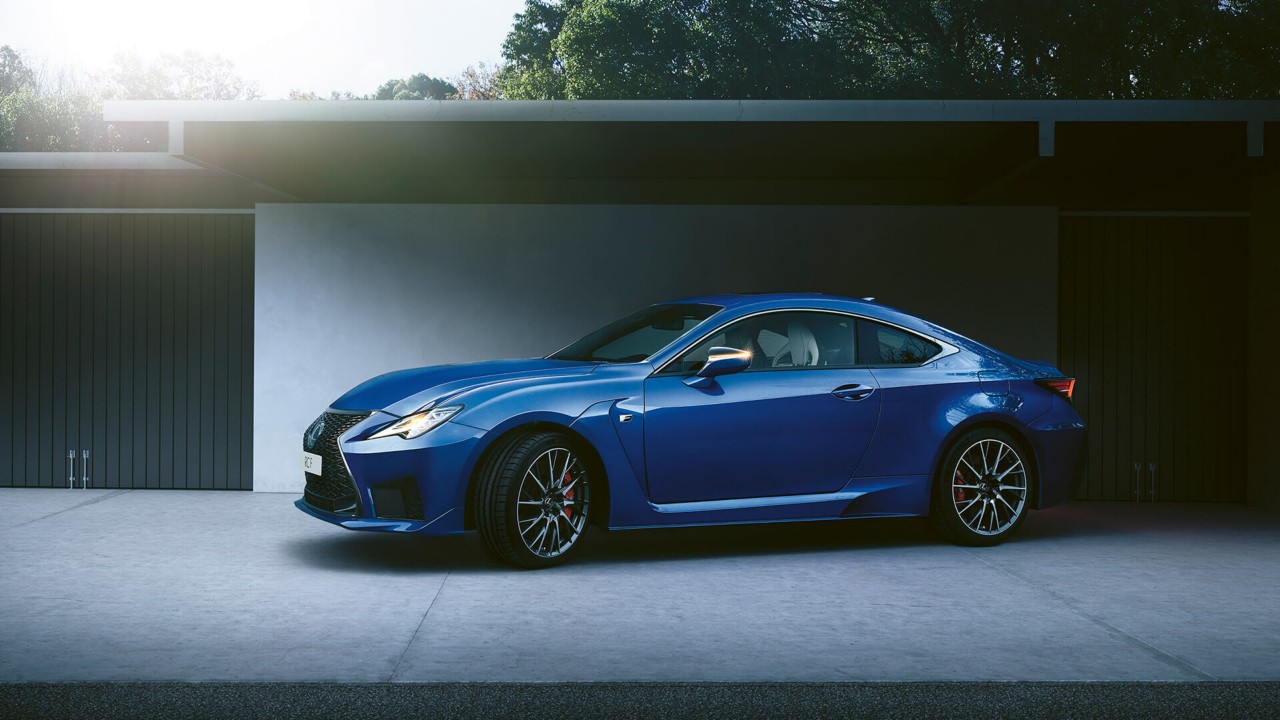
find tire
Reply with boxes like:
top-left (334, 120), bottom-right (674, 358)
top-left (930, 427), bottom-right (1032, 547)
top-left (475, 430), bottom-right (593, 568)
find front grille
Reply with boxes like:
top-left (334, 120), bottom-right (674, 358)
top-left (303, 411), bottom-right (369, 515)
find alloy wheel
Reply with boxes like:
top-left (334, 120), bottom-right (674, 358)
top-left (515, 447), bottom-right (589, 558)
top-left (950, 438), bottom-right (1027, 536)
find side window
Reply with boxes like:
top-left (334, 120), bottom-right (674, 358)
top-left (664, 312), bottom-right (857, 373)
top-left (856, 319), bottom-right (941, 365)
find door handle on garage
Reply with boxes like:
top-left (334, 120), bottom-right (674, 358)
top-left (832, 384), bottom-right (874, 401)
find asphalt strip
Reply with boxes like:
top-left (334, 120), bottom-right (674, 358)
top-left (2, 681), bottom-right (1278, 720)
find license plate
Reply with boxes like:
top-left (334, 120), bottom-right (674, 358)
top-left (302, 451), bottom-right (323, 476)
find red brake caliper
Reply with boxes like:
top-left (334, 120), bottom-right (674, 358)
top-left (563, 471), bottom-right (574, 518)
top-left (953, 469), bottom-right (966, 502)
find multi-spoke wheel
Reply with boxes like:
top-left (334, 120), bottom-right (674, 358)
top-left (931, 428), bottom-right (1032, 546)
top-left (475, 430), bottom-right (592, 568)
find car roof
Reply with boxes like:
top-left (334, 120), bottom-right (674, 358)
top-left (666, 292), bottom-right (896, 322)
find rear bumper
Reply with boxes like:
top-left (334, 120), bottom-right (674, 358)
top-left (1027, 397), bottom-right (1087, 508)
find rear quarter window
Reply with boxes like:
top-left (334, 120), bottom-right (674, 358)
top-left (856, 320), bottom-right (941, 366)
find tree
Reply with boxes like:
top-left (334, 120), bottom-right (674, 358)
top-left (370, 73), bottom-right (458, 100)
top-left (101, 50), bottom-right (261, 100)
top-left (496, 0), bottom-right (1280, 99)
top-left (497, 0), bottom-right (860, 99)
top-left (498, 0), bottom-right (580, 99)
top-left (450, 62), bottom-right (506, 99)
top-left (1, 45), bottom-right (36, 96)
top-left (0, 87), bottom-right (128, 151)
top-left (0, 45), bottom-right (139, 151)
top-left (288, 89), bottom-right (360, 100)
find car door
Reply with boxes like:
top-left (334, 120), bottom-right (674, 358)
top-left (643, 311), bottom-right (882, 505)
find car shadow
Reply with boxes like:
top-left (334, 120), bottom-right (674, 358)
top-left (283, 510), bottom-right (1105, 574)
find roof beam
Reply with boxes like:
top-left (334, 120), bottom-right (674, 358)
top-left (103, 99), bottom-right (1280, 125)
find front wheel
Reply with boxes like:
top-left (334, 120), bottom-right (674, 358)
top-left (475, 431), bottom-right (592, 568)
top-left (930, 428), bottom-right (1032, 547)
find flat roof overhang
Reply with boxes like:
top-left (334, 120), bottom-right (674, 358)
top-left (3, 100), bottom-right (1278, 209)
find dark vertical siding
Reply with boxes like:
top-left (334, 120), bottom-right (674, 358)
top-left (0, 212), bottom-right (254, 489)
top-left (1059, 215), bottom-right (1247, 502)
top-left (240, 219), bottom-right (254, 489)
top-left (0, 214), bottom-right (12, 487)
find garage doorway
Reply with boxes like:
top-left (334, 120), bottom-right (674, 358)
top-left (1058, 214), bottom-right (1248, 502)
top-left (0, 212), bottom-right (254, 489)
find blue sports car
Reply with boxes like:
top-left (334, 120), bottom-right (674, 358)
top-left (297, 293), bottom-right (1084, 568)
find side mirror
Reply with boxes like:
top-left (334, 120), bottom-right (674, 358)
top-left (683, 347), bottom-right (751, 388)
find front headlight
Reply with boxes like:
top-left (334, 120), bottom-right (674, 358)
top-left (368, 405), bottom-right (463, 440)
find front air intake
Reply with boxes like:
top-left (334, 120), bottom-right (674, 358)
top-left (370, 477), bottom-right (425, 521)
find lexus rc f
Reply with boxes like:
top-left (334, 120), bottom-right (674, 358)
top-left (296, 293), bottom-right (1084, 567)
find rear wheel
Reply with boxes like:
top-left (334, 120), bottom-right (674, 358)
top-left (931, 428), bottom-right (1031, 547)
top-left (475, 431), bottom-right (592, 568)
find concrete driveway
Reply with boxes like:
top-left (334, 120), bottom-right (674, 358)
top-left (1, 489), bottom-right (1277, 682)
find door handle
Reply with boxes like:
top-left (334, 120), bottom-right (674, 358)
top-left (832, 384), bottom-right (874, 401)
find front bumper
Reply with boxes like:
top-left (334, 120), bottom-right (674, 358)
top-left (294, 498), bottom-right (458, 533)
top-left (296, 413), bottom-right (486, 535)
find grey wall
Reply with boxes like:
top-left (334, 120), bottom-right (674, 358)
top-left (1248, 175), bottom-right (1279, 511)
top-left (255, 204), bottom-right (1057, 492)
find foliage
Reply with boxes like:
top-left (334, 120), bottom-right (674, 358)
top-left (0, 46), bottom-right (129, 150)
top-left (0, 46), bottom-right (259, 150)
top-left (450, 62), bottom-right (506, 99)
top-left (498, 0), bottom-right (579, 99)
top-left (371, 73), bottom-right (459, 100)
top-left (288, 89), bottom-right (361, 100)
top-left (0, 85), bottom-right (125, 150)
top-left (1, 45), bottom-right (36, 96)
top-left (497, 0), bottom-right (1280, 99)
top-left (101, 50), bottom-right (261, 100)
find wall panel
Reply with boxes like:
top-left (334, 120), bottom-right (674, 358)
top-left (0, 212), bottom-right (254, 489)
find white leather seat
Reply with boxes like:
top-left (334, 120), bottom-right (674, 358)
top-left (771, 322), bottom-right (819, 367)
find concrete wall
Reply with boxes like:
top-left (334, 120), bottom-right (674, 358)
top-left (1248, 175), bottom-right (1280, 511)
top-left (254, 204), bottom-right (1057, 492)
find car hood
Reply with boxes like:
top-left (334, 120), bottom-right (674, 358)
top-left (330, 358), bottom-right (598, 416)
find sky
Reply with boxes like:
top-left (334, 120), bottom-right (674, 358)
top-left (3, 0), bottom-right (528, 99)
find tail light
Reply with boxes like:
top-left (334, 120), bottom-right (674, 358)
top-left (1035, 377), bottom-right (1075, 401)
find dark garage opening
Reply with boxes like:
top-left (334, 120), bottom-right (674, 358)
top-left (1059, 215), bottom-right (1249, 502)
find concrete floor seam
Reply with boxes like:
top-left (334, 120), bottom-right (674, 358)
top-left (390, 570), bottom-right (451, 682)
top-left (3, 490), bottom-right (133, 532)
top-left (958, 547), bottom-right (1217, 681)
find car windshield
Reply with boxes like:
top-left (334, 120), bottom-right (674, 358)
top-left (550, 303), bottom-right (722, 363)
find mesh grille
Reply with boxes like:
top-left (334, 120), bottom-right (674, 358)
top-left (302, 411), bottom-right (369, 515)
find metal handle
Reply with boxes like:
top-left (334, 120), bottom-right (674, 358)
top-left (1133, 462), bottom-right (1141, 501)
top-left (832, 384), bottom-right (874, 401)
top-left (68, 450), bottom-right (76, 489)
top-left (81, 449), bottom-right (90, 489)
top-left (1148, 463), bottom-right (1156, 502)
